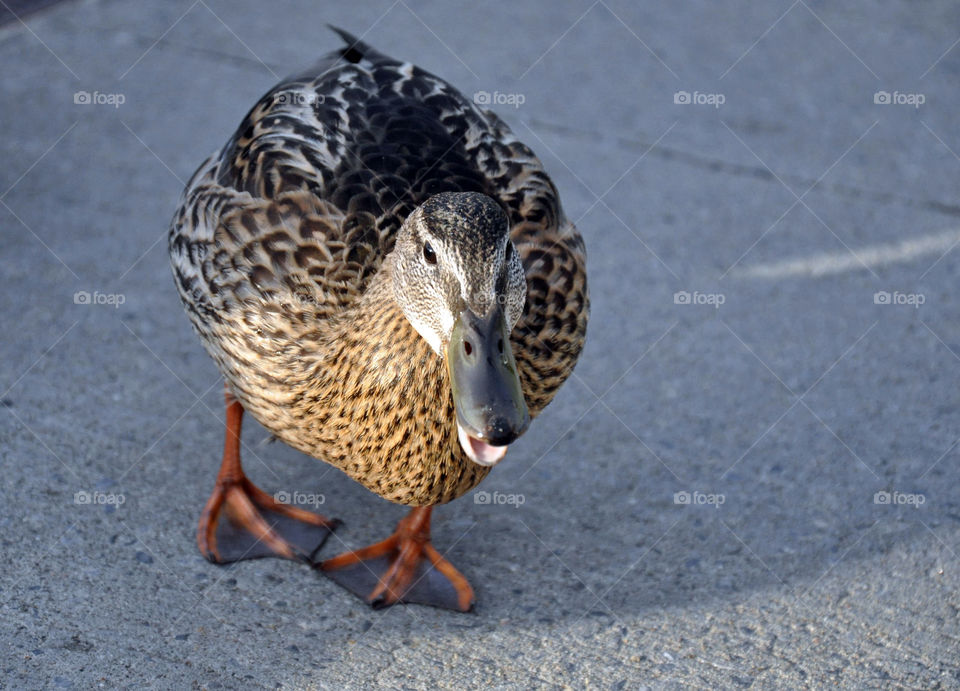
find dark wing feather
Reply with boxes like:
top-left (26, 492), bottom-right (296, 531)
top-left (170, 29), bottom-right (587, 415)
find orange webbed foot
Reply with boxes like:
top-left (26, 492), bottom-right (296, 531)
top-left (197, 390), bottom-right (339, 564)
top-left (319, 507), bottom-right (474, 612)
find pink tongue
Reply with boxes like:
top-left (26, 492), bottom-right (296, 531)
top-left (469, 436), bottom-right (505, 465)
top-left (458, 424), bottom-right (508, 466)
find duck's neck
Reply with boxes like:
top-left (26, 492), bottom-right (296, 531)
top-left (324, 258), bottom-right (437, 392)
top-left (277, 259), bottom-right (490, 505)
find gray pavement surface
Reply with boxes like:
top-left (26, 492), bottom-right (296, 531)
top-left (2, 0), bottom-right (960, 688)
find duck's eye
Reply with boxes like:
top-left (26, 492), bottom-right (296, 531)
top-left (423, 242), bottom-right (437, 265)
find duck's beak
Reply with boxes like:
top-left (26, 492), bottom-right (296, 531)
top-left (446, 306), bottom-right (530, 466)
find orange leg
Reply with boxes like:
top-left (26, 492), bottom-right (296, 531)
top-left (197, 388), bottom-right (339, 564)
top-left (320, 507), bottom-right (474, 612)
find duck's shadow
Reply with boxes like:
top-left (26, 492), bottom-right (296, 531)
top-left (262, 396), bottom-right (956, 625)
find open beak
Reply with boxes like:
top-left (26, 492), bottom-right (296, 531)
top-left (446, 306), bottom-right (530, 466)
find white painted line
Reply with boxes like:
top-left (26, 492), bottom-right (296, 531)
top-left (734, 228), bottom-right (960, 278)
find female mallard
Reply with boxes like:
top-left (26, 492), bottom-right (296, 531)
top-left (169, 27), bottom-right (588, 611)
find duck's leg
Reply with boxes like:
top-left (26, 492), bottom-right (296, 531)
top-left (319, 507), bottom-right (474, 612)
top-left (197, 388), bottom-right (340, 564)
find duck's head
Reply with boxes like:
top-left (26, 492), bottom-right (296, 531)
top-left (391, 191), bottom-right (530, 467)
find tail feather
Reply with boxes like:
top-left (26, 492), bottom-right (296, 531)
top-left (283, 26), bottom-right (396, 83)
top-left (326, 25), bottom-right (391, 65)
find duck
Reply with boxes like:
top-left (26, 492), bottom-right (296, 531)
top-left (168, 27), bottom-right (588, 612)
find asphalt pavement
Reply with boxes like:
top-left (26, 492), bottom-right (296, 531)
top-left (2, 1), bottom-right (960, 688)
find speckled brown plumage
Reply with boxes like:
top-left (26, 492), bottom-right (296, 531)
top-left (169, 30), bottom-right (588, 506)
